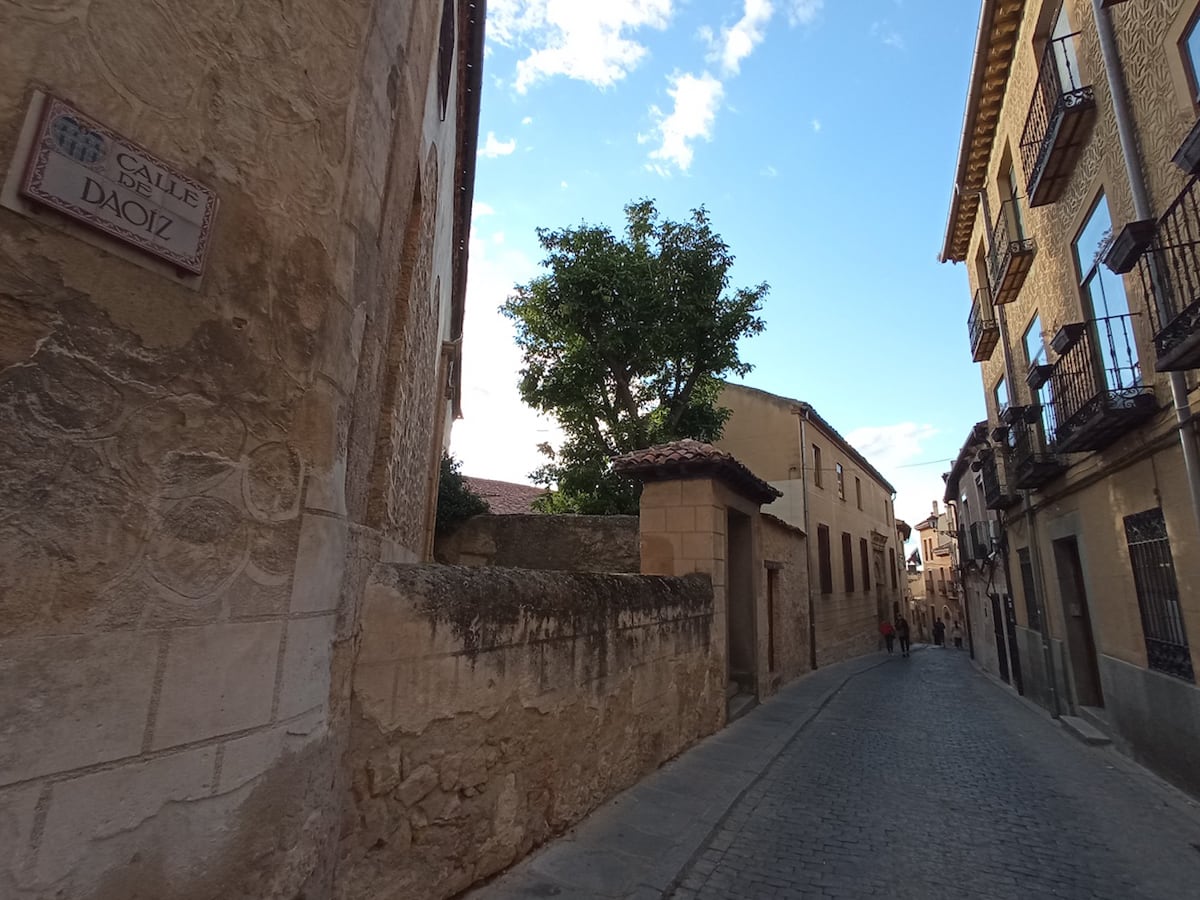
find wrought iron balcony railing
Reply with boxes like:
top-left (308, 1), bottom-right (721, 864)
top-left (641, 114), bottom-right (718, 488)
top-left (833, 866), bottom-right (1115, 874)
top-left (1005, 407), bottom-right (1065, 491)
top-left (979, 448), bottom-right (1020, 510)
top-left (968, 286), bottom-right (1000, 362)
top-left (1020, 32), bottom-right (1096, 208)
top-left (1135, 175), bottom-right (1200, 371)
top-left (1048, 314), bottom-right (1157, 453)
top-left (988, 198), bottom-right (1035, 305)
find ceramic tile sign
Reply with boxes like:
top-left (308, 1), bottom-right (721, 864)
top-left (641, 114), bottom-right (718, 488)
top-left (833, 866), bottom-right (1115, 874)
top-left (20, 95), bottom-right (217, 275)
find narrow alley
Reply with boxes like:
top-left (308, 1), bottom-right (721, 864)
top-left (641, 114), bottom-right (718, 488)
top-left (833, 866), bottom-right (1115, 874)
top-left (473, 648), bottom-right (1200, 900)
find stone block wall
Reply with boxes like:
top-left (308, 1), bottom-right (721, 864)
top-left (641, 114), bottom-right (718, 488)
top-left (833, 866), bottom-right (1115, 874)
top-left (337, 564), bottom-right (721, 900)
top-left (815, 592), bottom-right (880, 669)
top-left (434, 514), bottom-right (640, 572)
top-left (761, 514), bottom-right (811, 692)
top-left (0, 1), bottom-right (475, 896)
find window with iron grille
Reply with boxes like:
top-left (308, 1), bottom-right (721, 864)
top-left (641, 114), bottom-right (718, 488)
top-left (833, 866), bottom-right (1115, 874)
top-left (1124, 509), bottom-right (1195, 682)
top-left (860, 538), bottom-right (871, 591)
top-left (818, 524), bottom-right (832, 594)
top-left (842, 532), bottom-right (854, 592)
top-left (1018, 547), bottom-right (1040, 630)
top-left (836, 463), bottom-right (845, 500)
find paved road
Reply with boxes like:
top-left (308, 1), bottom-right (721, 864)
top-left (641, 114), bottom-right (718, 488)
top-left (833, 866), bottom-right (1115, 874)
top-left (670, 648), bottom-right (1200, 900)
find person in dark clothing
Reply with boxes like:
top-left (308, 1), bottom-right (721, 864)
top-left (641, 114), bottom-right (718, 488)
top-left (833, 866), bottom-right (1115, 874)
top-left (896, 617), bottom-right (911, 657)
top-left (934, 617), bottom-right (946, 647)
top-left (879, 620), bottom-right (896, 654)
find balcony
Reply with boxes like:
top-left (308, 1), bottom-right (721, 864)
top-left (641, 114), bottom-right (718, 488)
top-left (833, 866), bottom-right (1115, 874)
top-left (1134, 175), bottom-right (1200, 371)
top-left (1020, 32), bottom-right (1096, 208)
top-left (979, 448), bottom-right (1020, 510)
top-left (1005, 407), bottom-right (1066, 491)
top-left (988, 198), bottom-right (1035, 305)
top-left (1048, 315), bottom-right (1157, 454)
top-left (968, 287), bottom-right (1000, 362)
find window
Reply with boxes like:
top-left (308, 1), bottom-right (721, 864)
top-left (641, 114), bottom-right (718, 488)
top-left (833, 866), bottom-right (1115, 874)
top-left (437, 0), bottom-right (456, 121)
top-left (889, 548), bottom-right (898, 589)
top-left (1184, 10), bottom-right (1200, 101)
top-left (1018, 547), bottom-right (1040, 630)
top-left (842, 532), bottom-right (855, 592)
top-left (994, 375), bottom-right (1009, 415)
top-left (860, 538), bottom-right (871, 591)
top-left (1125, 509), bottom-right (1194, 681)
top-left (1024, 313), bottom-right (1046, 369)
top-left (818, 525), bottom-right (832, 594)
top-left (1024, 312), bottom-right (1056, 440)
top-left (998, 158), bottom-right (1026, 243)
top-left (1074, 192), bottom-right (1141, 391)
top-left (836, 463), bottom-right (845, 500)
top-left (855, 477), bottom-right (863, 510)
top-left (813, 445), bottom-right (823, 488)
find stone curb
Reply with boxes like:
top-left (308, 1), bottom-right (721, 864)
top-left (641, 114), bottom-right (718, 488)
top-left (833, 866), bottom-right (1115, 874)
top-left (464, 649), bottom-right (910, 900)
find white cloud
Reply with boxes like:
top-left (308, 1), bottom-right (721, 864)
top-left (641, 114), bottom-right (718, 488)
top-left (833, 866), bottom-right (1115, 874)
top-left (871, 20), bottom-right (905, 49)
top-left (710, 0), bottom-right (774, 76)
top-left (786, 0), bottom-right (823, 26)
top-left (489, 0), bottom-right (674, 93)
top-left (473, 201), bottom-right (495, 216)
top-left (560, 180), bottom-right (569, 189)
top-left (811, 118), bottom-right (822, 132)
top-left (521, 116), bottom-right (533, 125)
top-left (450, 230), bottom-right (564, 483)
top-left (480, 131), bottom-right (517, 158)
top-left (643, 71), bottom-right (724, 174)
top-left (844, 422), bottom-right (945, 548)
top-left (761, 164), bottom-right (778, 177)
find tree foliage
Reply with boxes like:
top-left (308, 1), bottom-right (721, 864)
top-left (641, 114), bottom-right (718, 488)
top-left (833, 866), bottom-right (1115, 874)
top-left (435, 453), bottom-right (488, 535)
top-left (502, 199), bottom-right (768, 514)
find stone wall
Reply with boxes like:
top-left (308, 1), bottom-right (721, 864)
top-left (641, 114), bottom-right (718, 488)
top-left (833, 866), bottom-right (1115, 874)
top-left (760, 514), bottom-right (811, 691)
top-left (337, 564), bottom-right (721, 899)
top-left (435, 514), bottom-right (640, 572)
top-left (0, 1), bottom-right (476, 896)
top-left (815, 590), bottom-right (879, 669)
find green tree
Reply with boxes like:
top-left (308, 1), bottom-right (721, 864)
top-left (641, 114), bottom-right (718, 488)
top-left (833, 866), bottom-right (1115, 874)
top-left (502, 199), bottom-right (768, 514)
top-left (435, 453), bottom-right (488, 535)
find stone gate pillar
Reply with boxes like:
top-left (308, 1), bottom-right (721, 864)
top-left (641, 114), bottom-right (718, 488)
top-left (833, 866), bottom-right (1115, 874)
top-left (613, 440), bottom-right (781, 712)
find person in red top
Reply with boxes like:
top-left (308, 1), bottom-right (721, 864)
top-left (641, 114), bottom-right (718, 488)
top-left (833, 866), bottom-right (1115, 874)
top-left (879, 619), bottom-right (896, 655)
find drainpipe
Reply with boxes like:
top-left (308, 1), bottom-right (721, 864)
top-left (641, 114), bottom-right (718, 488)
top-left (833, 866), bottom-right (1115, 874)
top-left (983, 184), bottom-right (1062, 716)
top-left (1091, 0), bottom-right (1200, 537)
top-left (794, 407), bottom-right (818, 670)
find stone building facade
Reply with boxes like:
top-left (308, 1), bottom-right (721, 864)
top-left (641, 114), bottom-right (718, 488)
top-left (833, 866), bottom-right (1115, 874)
top-left (943, 423), bottom-right (1019, 687)
top-left (913, 502), bottom-right (963, 640)
top-left (716, 383), bottom-right (904, 667)
top-left (941, 0), bottom-right (1200, 794)
top-left (0, 0), bottom-right (484, 896)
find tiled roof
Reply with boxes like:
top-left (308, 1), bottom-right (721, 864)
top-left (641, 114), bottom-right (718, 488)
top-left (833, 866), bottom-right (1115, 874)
top-left (463, 476), bottom-right (549, 515)
top-left (613, 439), bottom-right (781, 505)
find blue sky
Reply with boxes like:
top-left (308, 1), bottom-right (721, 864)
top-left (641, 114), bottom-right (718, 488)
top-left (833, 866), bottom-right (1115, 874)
top-left (451, 0), bottom-right (983, 531)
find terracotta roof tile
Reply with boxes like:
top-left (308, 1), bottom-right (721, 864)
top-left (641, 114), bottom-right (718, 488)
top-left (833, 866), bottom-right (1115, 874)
top-left (613, 439), bottom-right (781, 505)
top-left (463, 477), bottom-right (549, 515)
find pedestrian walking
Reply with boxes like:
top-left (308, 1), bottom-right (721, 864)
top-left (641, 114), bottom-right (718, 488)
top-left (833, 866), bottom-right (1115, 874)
top-left (952, 620), bottom-right (963, 650)
top-left (879, 620), bottom-right (895, 654)
top-left (933, 618), bottom-right (946, 647)
top-left (896, 616), bottom-right (911, 657)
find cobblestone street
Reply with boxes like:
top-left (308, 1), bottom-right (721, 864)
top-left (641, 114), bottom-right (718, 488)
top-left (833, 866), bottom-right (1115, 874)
top-left (670, 649), bottom-right (1200, 900)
